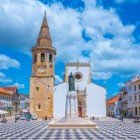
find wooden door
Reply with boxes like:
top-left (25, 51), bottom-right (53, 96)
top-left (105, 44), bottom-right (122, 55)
top-left (78, 106), bottom-right (82, 117)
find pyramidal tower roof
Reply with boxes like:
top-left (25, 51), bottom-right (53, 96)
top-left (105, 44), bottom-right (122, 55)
top-left (36, 11), bottom-right (52, 47)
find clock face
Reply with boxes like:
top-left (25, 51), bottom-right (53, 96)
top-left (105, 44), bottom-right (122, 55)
top-left (37, 67), bottom-right (46, 74)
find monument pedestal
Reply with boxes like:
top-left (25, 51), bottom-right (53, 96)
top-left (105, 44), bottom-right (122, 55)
top-left (48, 117), bottom-right (97, 129)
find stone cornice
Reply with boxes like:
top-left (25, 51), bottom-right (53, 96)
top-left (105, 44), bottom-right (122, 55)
top-left (31, 46), bottom-right (56, 55)
top-left (31, 75), bottom-right (55, 79)
top-left (66, 62), bottom-right (90, 67)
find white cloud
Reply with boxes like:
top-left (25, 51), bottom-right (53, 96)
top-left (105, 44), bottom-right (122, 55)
top-left (0, 72), bottom-right (13, 83)
top-left (115, 0), bottom-right (140, 4)
top-left (0, 54), bottom-right (20, 84)
top-left (0, 72), bottom-right (5, 77)
top-left (12, 82), bottom-right (25, 89)
top-left (0, 0), bottom-right (139, 80)
top-left (55, 75), bottom-right (63, 84)
top-left (92, 71), bottom-right (112, 80)
top-left (117, 82), bottom-right (125, 88)
top-left (82, 2), bottom-right (140, 78)
top-left (0, 54), bottom-right (20, 69)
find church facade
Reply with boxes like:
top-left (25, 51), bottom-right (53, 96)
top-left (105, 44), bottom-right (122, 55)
top-left (30, 12), bottom-right (106, 119)
top-left (30, 12), bottom-right (56, 119)
top-left (54, 62), bottom-right (106, 118)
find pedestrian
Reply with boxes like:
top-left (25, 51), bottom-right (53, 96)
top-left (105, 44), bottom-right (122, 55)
top-left (26, 112), bottom-right (30, 121)
top-left (15, 116), bottom-right (17, 122)
top-left (121, 115), bottom-right (123, 122)
top-left (29, 113), bottom-right (32, 120)
top-left (45, 117), bottom-right (47, 120)
top-left (122, 116), bottom-right (123, 122)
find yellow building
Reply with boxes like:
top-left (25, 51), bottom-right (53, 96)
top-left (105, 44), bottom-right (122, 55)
top-left (30, 12), bottom-right (56, 119)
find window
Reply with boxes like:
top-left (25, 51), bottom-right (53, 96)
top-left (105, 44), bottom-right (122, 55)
top-left (49, 54), bottom-right (53, 63)
top-left (135, 107), bottom-right (137, 115)
top-left (75, 72), bottom-right (83, 81)
top-left (75, 74), bottom-right (81, 80)
top-left (34, 54), bottom-right (37, 63)
top-left (129, 96), bottom-right (132, 101)
top-left (37, 103), bottom-right (41, 110)
top-left (135, 95), bottom-right (137, 101)
top-left (50, 64), bottom-right (52, 68)
top-left (36, 87), bottom-right (39, 91)
top-left (41, 53), bottom-right (45, 62)
top-left (128, 86), bottom-right (131, 91)
top-left (135, 85), bottom-right (137, 91)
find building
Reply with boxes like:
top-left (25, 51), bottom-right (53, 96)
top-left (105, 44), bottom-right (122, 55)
top-left (107, 75), bottom-right (140, 118)
top-left (125, 76), bottom-right (140, 117)
top-left (0, 87), bottom-right (13, 117)
top-left (54, 61), bottom-right (106, 118)
top-left (30, 12), bottom-right (106, 118)
top-left (19, 94), bottom-right (29, 111)
top-left (0, 87), bottom-right (19, 117)
top-left (4, 87), bottom-right (20, 117)
top-left (119, 87), bottom-right (128, 116)
top-left (30, 12), bottom-right (56, 119)
top-left (106, 94), bottom-right (120, 117)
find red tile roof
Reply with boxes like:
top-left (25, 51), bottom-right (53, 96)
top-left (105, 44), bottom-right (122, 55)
top-left (107, 94), bottom-right (120, 105)
top-left (0, 87), bottom-right (13, 95)
top-left (1, 87), bottom-right (17, 93)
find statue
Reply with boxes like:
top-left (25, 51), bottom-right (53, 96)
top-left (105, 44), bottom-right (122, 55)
top-left (65, 72), bottom-right (78, 118)
top-left (68, 72), bottom-right (75, 91)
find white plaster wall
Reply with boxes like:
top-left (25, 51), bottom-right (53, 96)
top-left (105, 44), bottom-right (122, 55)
top-left (0, 99), bottom-right (12, 107)
top-left (66, 66), bottom-right (90, 84)
top-left (54, 65), bottom-right (106, 118)
top-left (86, 83), bottom-right (106, 117)
top-left (54, 83), bottom-right (68, 117)
top-left (54, 82), bottom-right (106, 118)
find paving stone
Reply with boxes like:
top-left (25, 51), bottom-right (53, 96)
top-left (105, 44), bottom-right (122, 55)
top-left (0, 118), bottom-right (140, 139)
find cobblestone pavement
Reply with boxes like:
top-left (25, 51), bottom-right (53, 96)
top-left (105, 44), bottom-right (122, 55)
top-left (0, 118), bottom-right (140, 140)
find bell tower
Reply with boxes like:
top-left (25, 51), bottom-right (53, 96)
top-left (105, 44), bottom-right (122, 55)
top-left (30, 11), bottom-right (56, 119)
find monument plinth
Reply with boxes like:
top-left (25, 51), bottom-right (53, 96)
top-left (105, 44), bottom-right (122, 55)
top-left (48, 117), bottom-right (96, 129)
top-left (65, 90), bottom-right (78, 119)
top-left (48, 73), bottom-right (96, 129)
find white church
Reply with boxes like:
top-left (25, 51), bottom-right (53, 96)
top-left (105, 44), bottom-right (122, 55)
top-left (54, 61), bottom-right (106, 118)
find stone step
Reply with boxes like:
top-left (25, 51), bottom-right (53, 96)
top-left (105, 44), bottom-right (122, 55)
top-left (48, 124), bottom-right (97, 129)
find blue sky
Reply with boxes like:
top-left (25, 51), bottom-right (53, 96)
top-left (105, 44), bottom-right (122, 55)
top-left (0, 0), bottom-right (140, 98)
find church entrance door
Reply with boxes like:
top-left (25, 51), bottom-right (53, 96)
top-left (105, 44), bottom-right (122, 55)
top-left (78, 105), bottom-right (82, 117)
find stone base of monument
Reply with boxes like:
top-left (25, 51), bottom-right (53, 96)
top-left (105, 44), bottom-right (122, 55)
top-left (48, 117), bottom-right (97, 129)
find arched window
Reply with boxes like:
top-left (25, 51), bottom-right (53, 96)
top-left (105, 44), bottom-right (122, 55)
top-left (37, 103), bottom-right (41, 110)
top-left (41, 53), bottom-right (45, 62)
top-left (49, 54), bottom-right (53, 63)
top-left (34, 54), bottom-right (37, 63)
